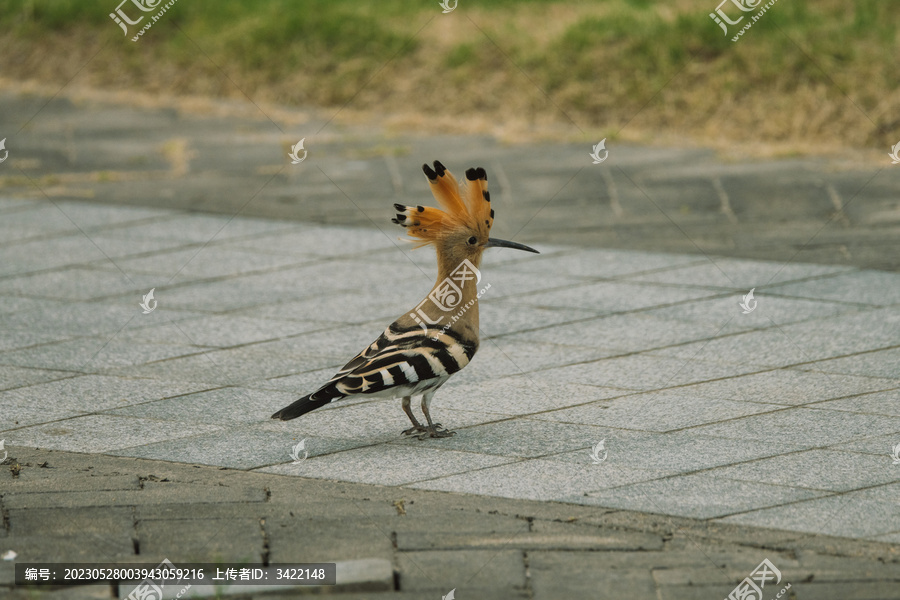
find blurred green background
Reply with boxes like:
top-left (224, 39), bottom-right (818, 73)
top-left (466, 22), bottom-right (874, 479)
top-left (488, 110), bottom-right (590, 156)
top-left (1, 0), bottom-right (898, 152)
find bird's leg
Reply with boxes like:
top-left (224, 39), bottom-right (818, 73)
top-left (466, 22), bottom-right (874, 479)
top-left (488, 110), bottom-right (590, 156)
top-left (401, 395), bottom-right (427, 436)
top-left (421, 390), bottom-right (455, 439)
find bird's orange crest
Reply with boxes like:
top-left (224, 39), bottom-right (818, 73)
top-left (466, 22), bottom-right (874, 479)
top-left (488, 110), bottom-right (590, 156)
top-left (392, 160), bottom-right (494, 249)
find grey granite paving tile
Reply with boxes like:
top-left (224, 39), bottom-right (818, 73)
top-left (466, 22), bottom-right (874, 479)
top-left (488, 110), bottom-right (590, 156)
top-left (258, 444), bottom-right (515, 486)
top-left (501, 312), bottom-right (729, 353)
top-left (1, 397), bottom-right (91, 431)
top-left (99, 213), bottom-right (297, 243)
top-left (4, 414), bottom-right (222, 453)
top-left (408, 458), bottom-right (670, 501)
top-left (118, 315), bottom-right (326, 348)
top-left (799, 348), bottom-right (900, 379)
top-left (437, 375), bottom-right (626, 416)
top-left (490, 248), bottom-right (704, 279)
top-left (513, 280), bottom-right (720, 313)
top-left (233, 294), bottom-right (405, 325)
top-left (849, 481), bottom-right (900, 501)
top-left (0, 203), bottom-right (87, 242)
top-left (529, 390), bottom-right (781, 433)
top-left (537, 354), bottom-right (762, 391)
top-left (0, 197), bottom-right (43, 212)
top-left (689, 407), bottom-right (900, 449)
top-left (540, 429), bottom-right (808, 473)
top-left (0, 365), bottom-right (76, 392)
top-left (768, 269), bottom-right (900, 306)
top-left (152, 266), bottom-right (367, 312)
top-left (0, 327), bottom-right (76, 351)
top-left (116, 345), bottom-right (342, 385)
top-left (0, 375), bottom-right (214, 428)
top-left (641, 293), bottom-right (857, 333)
top-left (106, 247), bottom-right (307, 281)
top-left (110, 424), bottom-right (373, 469)
top-left (812, 389), bottom-right (900, 416)
top-left (708, 449), bottom-right (900, 492)
top-left (228, 224), bottom-right (397, 257)
top-left (0, 296), bottom-right (66, 316)
top-left (478, 300), bottom-right (598, 338)
top-left (0, 336), bottom-right (205, 371)
top-left (0, 299), bottom-right (203, 339)
top-left (84, 232), bottom-right (203, 258)
top-left (459, 339), bottom-right (622, 384)
top-left (104, 386), bottom-right (296, 425)
top-left (773, 306), bottom-right (900, 339)
top-left (42, 201), bottom-right (178, 228)
top-left (0, 267), bottom-right (159, 301)
top-left (625, 259), bottom-right (851, 290)
top-left (0, 235), bottom-right (130, 277)
top-left (680, 369), bottom-right (897, 406)
top-left (716, 486), bottom-right (900, 538)
top-left (836, 432), bottom-right (900, 457)
top-left (391, 418), bottom-right (607, 458)
top-left (648, 328), bottom-right (894, 369)
top-left (574, 472), bottom-right (829, 519)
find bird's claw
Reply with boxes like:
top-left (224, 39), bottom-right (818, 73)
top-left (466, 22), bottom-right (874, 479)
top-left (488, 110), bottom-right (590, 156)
top-left (401, 425), bottom-right (428, 436)
top-left (414, 425), bottom-right (456, 440)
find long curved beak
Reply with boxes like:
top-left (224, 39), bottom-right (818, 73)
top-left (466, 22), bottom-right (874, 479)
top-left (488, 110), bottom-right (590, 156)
top-left (485, 237), bottom-right (539, 253)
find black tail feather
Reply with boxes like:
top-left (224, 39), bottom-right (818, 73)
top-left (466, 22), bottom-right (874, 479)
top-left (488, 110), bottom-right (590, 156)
top-left (270, 394), bottom-right (332, 421)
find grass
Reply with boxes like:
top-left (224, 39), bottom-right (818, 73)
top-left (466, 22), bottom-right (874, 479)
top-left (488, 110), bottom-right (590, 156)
top-left (0, 0), bottom-right (898, 152)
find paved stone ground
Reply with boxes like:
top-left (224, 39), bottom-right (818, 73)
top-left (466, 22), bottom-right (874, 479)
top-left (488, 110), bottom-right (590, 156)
top-left (0, 194), bottom-right (899, 597)
top-left (1, 91), bottom-right (899, 598)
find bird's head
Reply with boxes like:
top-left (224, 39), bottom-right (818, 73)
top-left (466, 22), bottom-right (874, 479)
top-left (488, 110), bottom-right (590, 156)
top-left (392, 160), bottom-right (538, 268)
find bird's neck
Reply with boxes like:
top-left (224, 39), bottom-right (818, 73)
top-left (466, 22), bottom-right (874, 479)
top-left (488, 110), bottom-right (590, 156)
top-left (407, 251), bottom-right (484, 340)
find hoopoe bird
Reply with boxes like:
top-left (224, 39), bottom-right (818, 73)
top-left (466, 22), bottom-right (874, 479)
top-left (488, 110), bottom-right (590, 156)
top-left (271, 160), bottom-right (538, 438)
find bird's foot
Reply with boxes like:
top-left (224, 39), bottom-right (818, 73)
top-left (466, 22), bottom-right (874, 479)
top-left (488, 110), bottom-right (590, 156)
top-left (422, 424), bottom-right (456, 439)
top-left (401, 425), bottom-right (428, 437)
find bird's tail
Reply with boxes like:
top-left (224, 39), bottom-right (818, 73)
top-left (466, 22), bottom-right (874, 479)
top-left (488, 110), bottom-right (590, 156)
top-left (270, 394), bottom-right (332, 421)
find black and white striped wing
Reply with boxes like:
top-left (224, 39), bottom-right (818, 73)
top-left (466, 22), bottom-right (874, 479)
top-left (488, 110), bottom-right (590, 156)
top-left (271, 322), bottom-right (477, 421)
top-left (312, 322), bottom-right (477, 400)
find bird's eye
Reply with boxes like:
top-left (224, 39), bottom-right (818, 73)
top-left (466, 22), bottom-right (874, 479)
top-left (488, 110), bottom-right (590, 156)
top-left (467, 236), bottom-right (477, 245)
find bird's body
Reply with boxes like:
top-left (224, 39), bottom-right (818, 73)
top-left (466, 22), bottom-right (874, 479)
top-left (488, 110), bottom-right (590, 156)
top-left (271, 161), bottom-right (538, 438)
